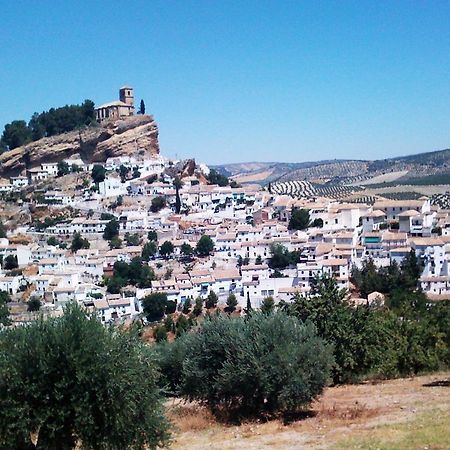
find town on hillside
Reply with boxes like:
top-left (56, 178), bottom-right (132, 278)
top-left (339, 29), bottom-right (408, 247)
top-left (0, 87), bottom-right (449, 327)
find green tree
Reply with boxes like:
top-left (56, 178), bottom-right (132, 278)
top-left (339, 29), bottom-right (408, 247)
top-left (91, 164), bottom-right (106, 184)
top-left (3, 255), bottom-right (18, 270)
top-left (139, 99), bottom-right (146, 114)
top-left (261, 296), bottom-right (275, 314)
top-left (124, 232), bottom-right (141, 246)
top-left (109, 236), bottom-right (122, 249)
top-left (103, 218), bottom-right (120, 240)
top-left (142, 292), bottom-right (168, 322)
top-left (173, 177), bottom-right (183, 214)
top-left (0, 291), bottom-right (11, 326)
top-left (206, 169), bottom-right (229, 187)
top-left (193, 296), bottom-right (203, 317)
top-left (268, 243), bottom-right (291, 269)
top-left (154, 325), bottom-right (168, 343)
top-left (0, 303), bottom-right (170, 449)
top-left (47, 236), bottom-right (60, 246)
top-left (150, 196), bottom-right (166, 213)
top-left (177, 312), bottom-right (333, 419)
top-left (0, 221), bottom-right (6, 239)
top-left (225, 293), bottom-right (238, 313)
top-left (160, 241), bottom-right (174, 258)
top-left (142, 241), bottom-right (158, 261)
top-left (27, 296), bottom-right (41, 312)
top-left (147, 229), bottom-right (158, 242)
top-left (182, 298), bottom-right (192, 314)
top-left (180, 243), bottom-right (193, 257)
top-left (175, 314), bottom-right (190, 337)
top-left (70, 232), bottom-right (90, 252)
top-left (288, 208), bottom-right (310, 230)
top-left (119, 164), bottom-right (130, 183)
top-left (57, 161), bottom-right (70, 177)
top-left (0, 120), bottom-right (32, 150)
top-left (205, 290), bottom-right (218, 309)
top-left (196, 235), bottom-right (214, 257)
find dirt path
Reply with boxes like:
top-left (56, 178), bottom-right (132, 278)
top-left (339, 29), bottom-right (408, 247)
top-left (168, 372), bottom-right (450, 450)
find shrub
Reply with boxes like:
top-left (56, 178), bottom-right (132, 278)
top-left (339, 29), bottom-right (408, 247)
top-left (170, 312), bottom-right (333, 420)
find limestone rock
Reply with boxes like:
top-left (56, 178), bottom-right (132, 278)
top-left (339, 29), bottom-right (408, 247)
top-left (0, 115), bottom-right (159, 177)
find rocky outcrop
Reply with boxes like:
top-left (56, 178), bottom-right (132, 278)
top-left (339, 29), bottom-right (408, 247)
top-left (0, 115), bottom-right (159, 176)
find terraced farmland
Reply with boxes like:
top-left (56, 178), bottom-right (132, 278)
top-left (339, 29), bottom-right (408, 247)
top-left (431, 193), bottom-right (450, 209)
top-left (270, 180), bottom-right (359, 200)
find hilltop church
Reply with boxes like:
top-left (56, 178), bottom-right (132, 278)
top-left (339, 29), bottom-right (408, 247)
top-left (95, 86), bottom-right (135, 122)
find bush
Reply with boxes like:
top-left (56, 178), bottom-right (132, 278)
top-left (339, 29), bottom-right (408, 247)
top-left (164, 312), bottom-right (333, 420)
top-left (150, 196), bottom-right (166, 213)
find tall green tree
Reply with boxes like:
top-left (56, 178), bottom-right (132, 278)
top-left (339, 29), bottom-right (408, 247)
top-left (288, 208), bottom-right (310, 230)
top-left (0, 303), bottom-right (170, 449)
top-left (139, 99), bottom-right (146, 115)
top-left (173, 177), bottom-right (183, 214)
top-left (174, 312), bottom-right (333, 419)
top-left (0, 291), bottom-right (11, 327)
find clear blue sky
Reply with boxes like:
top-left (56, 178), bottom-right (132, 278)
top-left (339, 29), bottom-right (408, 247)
top-left (1, 0), bottom-right (449, 164)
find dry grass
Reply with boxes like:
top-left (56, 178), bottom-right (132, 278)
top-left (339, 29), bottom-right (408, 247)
top-left (169, 372), bottom-right (450, 450)
top-left (167, 401), bottom-right (216, 433)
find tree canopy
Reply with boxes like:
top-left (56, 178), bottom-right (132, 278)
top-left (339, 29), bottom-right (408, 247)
top-left (0, 100), bottom-right (95, 152)
top-left (0, 303), bottom-right (170, 449)
top-left (159, 312), bottom-right (333, 419)
top-left (91, 165), bottom-right (106, 184)
top-left (196, 235), bottom-right (214, 257)
top-left (288, 208), bottom-right (310, 230)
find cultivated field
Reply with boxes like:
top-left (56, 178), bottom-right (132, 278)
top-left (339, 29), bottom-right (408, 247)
top-left (351, 170), bottom-right (409, 186)
top-left (168, 372), bottom-right (450, 450)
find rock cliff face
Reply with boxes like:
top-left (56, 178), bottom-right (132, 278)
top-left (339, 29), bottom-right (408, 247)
top-left (0, 115), bottom-right (159, 176)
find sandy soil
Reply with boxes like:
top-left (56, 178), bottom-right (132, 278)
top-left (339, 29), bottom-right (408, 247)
top-left (168, 372), bottom-right (450, 450)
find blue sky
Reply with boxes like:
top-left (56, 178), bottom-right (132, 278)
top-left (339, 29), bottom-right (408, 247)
top-left (1, 0), bottom-right (449, 164)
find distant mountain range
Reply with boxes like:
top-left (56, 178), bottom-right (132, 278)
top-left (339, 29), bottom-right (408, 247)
top-left (213, 149), bottom-right (450, 186)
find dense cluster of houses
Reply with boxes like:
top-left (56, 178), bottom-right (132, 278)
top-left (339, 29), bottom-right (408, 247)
top-left (1, 154), bottom-right (450, 325)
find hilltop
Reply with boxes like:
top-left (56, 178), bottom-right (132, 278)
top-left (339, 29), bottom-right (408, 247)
top-left (0, 115), bottom-right (160, 177)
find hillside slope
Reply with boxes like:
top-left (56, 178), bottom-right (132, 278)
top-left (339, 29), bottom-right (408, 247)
top-left (214, 149), bottom-right (450, 186)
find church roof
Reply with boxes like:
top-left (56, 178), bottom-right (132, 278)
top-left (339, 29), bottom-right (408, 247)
top-left (96, 100), bottom-right (130, 109)
top-left (120, 85), bottom-right (133, 90)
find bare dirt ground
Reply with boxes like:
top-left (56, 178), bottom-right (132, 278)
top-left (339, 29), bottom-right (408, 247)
top-left (168, 372), bottom-right (450, 450)
top-left (232, 169), bottom-right (274, 184)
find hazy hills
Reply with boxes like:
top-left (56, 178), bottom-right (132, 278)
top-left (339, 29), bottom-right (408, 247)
top-left (213, 149), bottom-right (450, 186)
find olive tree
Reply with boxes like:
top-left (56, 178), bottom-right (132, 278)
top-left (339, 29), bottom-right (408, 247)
top-left (0, 303), bottom-right (170, 449)
top-left (160, 311), bottom-right (333, 420)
